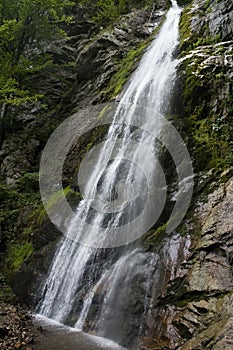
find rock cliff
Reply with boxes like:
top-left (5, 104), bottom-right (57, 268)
top-left (138, 0), bottom-right (233, 348)
top-left (0, 0), bottom-right (232, 349)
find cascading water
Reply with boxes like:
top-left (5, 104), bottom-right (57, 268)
top-left (37, 0), bottom-right (182, 346)
top-left (94, 250), bottom-right (156, 340)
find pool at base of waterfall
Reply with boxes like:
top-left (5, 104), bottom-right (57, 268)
top-left (33, 314), bottom-right (126, 350)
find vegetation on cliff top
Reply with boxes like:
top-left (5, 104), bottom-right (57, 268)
top-left (79, 0), bottom-right (159, 26)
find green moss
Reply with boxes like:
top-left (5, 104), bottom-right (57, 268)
top-left (30, 185), bottom-right (73, 226)
top-left (4, 242), bottom-right (33, 278)
top-left (21, 227), bottom-right (34, 241)
top-left (0, 180), bottom-right (41, 247)
top-left (103, 15), bottom-right (166, 99)
top-left (179, 3), bottom-right (218, 53)
top-left (181, 57), bottom-right (233, 171)
top-left (173, 290), bottom-right (233, 310)
top-left (178, 25), bottom-right (233, 172)
top-left (176, 299), bottom-right (189, 307)
top-left (179, 6), bottom-right (194, 52)
top-left (143, 223), bottom-right (167, 249)
top-left (103, 42), bottom-right (148, 99)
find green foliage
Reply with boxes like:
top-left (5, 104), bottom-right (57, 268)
top-left (0, 177), bottom-right (40, 247)
top-left (192, 116), bottom-right (233, 169)
top-left (16, 172), bottom-right (39, 192)
top-left (0, 0), bottom-right (73, 106)
top-left (182, 60), bottom-right (233, 171)
top-left (193, 33), bottom-right (221, 48)
top-left (4, 242), bottom-right (33, 277)
top-left (79, 0), bottom-right (160, 26)
top-left (94, 0), bottom-right (127, 24)
top-left (179, 2), bottom-right (221, 53)
top-left (79, 0), bottom-right (130, 26)
top-left (179, 7), bottom-right (193, 51)
top-left (1, 179), bottom-right (35, 280)
top-left (30, 204), bottom-right (46, 227)
top-left (45, 185), bottom-right (72, 211)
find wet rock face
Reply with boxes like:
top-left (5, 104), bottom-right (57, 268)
top-left (205, 0), bottom-right (233, 40)
top-left (11, 222), bottom-right (61, 305)
top-left (73, 8), bottom-right (166, 106)
top-left (6, 3), bottom-right (168, 303)
top-left (0, 3), bottom-right (166, 184)
top-left (186, 175), bottom-right (233, 294)
top-left (188, 0), bottom-right (233, 41)
top-left (140, 172), bottom-right (233, 349)
top-left (139, 1), bottom-right (233, 348)
top-left (1, 1), bottom-right (232, 349)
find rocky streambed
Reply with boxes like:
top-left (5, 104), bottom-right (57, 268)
top-left (0, 302), bottom-right (126, 350)
top-left (0, 302), bottom-right (34, 350)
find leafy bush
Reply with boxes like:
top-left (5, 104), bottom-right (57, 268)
top-left (16, 172), bottom-right (39, 192)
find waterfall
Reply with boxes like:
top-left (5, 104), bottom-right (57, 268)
top-left (37, 0), bottom-right (182, 345)
top-left (94, 250), bottom-right (156, 340)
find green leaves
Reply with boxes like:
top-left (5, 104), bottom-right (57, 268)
top-left (79, 0), bottom-right (128, 25)
top-left (94, 0), bottom-right (122, 23)
top-left (0, 19), bottom-right (17, 43)
top-left (0, 0), bottom-right (73, 106)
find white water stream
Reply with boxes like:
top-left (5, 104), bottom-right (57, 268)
top-left (38, 0), bottom-right (182, 345)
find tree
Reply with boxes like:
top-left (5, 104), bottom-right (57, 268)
top-left (79, 0), bottom-right (128, 25)
top-left (94, 0), bottom-right (127, 24)
top-left (0, 0), bottom-right (73, 107)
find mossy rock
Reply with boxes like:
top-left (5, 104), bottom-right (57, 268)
top-left (4, 242), bottom-right (34, 280)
